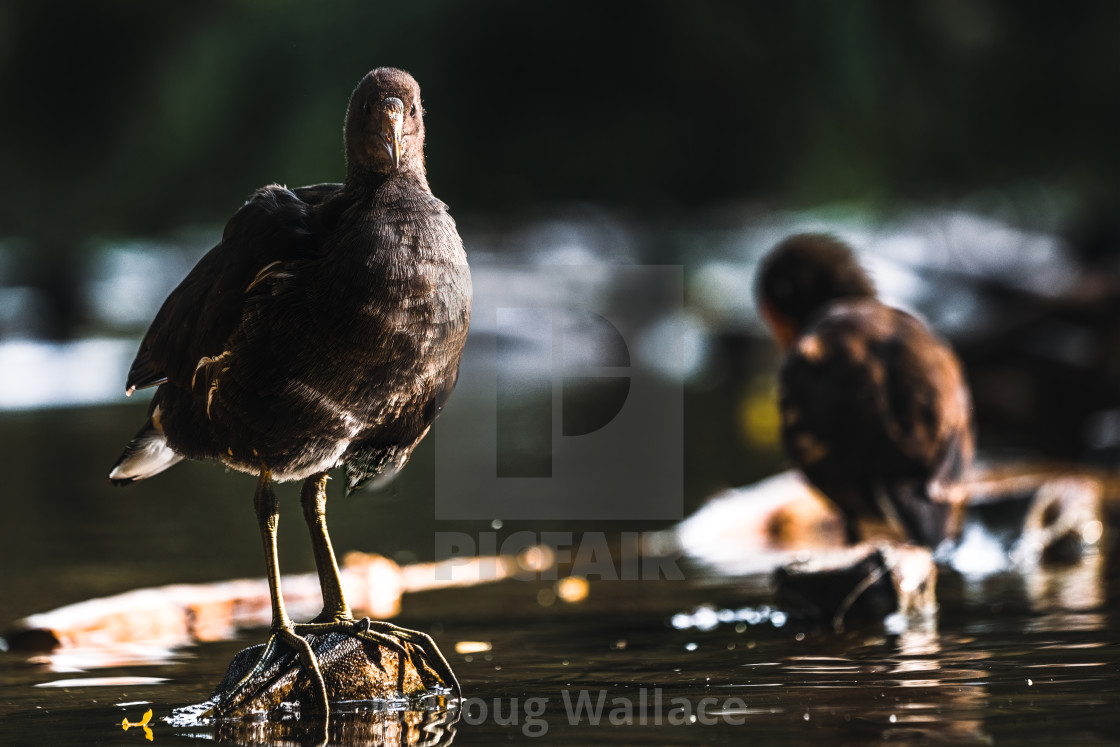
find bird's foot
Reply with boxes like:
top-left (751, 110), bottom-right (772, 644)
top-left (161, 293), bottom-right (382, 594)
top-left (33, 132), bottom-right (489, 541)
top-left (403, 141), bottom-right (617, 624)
top-left (205, 623), bottom-right (329, 718)
top-left (354, 619), bottom-right (461, 699)
top-left (293, 616), bottom-right (460, 698)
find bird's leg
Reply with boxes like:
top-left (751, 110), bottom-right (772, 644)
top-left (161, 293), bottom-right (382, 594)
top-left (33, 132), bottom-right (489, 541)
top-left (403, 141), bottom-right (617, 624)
top-left (294, 472), bottom-right (461, 697)
top-left (258, 470), bottom-right (292, 628)
top-left (877, 481), bottom-right (947, 548)
top-left (300, 473), bottom-right (353, 625)
top-left (212, 470), bottom-right (329, 716)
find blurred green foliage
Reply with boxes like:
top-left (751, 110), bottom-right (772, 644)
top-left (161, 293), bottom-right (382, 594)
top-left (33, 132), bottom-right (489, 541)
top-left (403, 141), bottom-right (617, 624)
top-left (0, 0), bottom-right (1116, 239)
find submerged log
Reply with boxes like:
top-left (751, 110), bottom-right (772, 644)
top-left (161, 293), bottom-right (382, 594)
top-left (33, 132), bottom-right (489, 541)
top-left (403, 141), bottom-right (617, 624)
top-left (679, 464), bottom-right (1111, 578)
top-left (772, 544), bottom-right (937, 631)
top-left (4, 551), bottom-right (523, 655)
top-left (749, 465), bottom-right (1109, 629)
top-left (3, 556), bottom-right (401, 653)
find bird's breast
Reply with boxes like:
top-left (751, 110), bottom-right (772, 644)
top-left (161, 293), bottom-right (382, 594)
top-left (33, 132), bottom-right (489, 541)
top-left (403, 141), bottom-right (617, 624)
top-left (265, 211), bottom-right (470, 422)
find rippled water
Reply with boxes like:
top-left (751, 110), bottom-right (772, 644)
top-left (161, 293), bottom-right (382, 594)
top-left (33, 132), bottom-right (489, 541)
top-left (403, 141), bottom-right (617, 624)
top-left (2, 567), bottom-right (1118, 745)
top-left (1, 408), bottom-right (1117, 745)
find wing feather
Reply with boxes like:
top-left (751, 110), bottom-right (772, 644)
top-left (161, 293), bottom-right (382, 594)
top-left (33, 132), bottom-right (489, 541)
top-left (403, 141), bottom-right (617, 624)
top-left (779, 300), bottom-right (972, 522)
top-left (125, 183), bottom-right (340, 393)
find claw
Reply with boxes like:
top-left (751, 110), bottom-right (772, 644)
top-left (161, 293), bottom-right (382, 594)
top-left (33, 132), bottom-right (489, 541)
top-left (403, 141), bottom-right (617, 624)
top-left (359, 620), bottom-right (461, 699)
top-left (293, 617), bottom-right (460, 699)
top-left (209, 626), bottom-right (330, 718)
top-left (297, 619), bottom-right (410, 657)
top-left (277, 628), bottom-right (330, 715)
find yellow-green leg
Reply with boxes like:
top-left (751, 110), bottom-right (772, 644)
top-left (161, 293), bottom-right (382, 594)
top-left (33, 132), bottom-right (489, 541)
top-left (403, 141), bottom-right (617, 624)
top-left (212, 470), bottom-right (330, 716)
top-left (295, 472), bottom-right (461, 697)
top-left (300, 473), bottom-right (353, 624)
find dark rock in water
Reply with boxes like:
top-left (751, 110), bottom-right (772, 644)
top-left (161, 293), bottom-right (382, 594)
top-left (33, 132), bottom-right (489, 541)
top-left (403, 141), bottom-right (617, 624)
top-left (171, 652), bottom-right (460, 746)
top-left (773, 544), bottom-right (937, 631)
top-left (179, 631), bottom-right (456, 720)
top-left (1028, 477), bottom-right (1103, 565)
top-left (962, 472), bottom-right (1105, 565)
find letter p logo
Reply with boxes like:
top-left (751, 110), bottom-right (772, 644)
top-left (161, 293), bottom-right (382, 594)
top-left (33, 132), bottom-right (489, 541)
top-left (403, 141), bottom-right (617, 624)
top-left (435, 265), bottom-right (683, 520)
top-left (496, 308), bottom-right (631, 478)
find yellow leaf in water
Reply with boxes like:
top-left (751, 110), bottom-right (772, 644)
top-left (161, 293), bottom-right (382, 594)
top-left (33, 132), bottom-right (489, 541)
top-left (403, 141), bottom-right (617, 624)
top-left (122, 708), bottom-right (155, 738)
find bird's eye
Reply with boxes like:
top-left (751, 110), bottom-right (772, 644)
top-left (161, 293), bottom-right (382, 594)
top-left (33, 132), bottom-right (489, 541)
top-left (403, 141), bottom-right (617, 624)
top-left (410, 104), bottom-right (417, 118)
top-left (362, 100), bottom-right (370, 115)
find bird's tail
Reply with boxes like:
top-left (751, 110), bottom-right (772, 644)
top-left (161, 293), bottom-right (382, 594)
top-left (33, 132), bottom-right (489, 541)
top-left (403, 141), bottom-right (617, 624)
top-left (108, 408), bottom-right (183, 486)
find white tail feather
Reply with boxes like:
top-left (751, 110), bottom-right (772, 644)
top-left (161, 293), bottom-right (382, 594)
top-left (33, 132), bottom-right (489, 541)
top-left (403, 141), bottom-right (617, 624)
top-left (109, 430), bottom-right (183, 483)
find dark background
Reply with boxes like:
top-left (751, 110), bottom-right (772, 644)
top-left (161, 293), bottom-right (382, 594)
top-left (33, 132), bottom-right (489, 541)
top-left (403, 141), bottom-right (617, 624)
top-left (2, 0), bottom-right (1116, 279)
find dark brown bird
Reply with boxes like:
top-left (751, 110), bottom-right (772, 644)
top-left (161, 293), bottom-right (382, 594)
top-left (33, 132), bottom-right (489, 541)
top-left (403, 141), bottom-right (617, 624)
top-left (108, 68), bottom-right (470, 709)
top-left (755, 234), bottom-right (972, 548)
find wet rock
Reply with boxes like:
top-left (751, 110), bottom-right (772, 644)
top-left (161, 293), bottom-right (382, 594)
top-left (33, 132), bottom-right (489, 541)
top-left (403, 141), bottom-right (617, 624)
top-left (1016, 475), bottom-right (1105, 564)
top-left (962, 471), bottom-right (1106, 565)
top-left (773, 544), bottom-right (937, 631)
top-left (184, 631), bottom-right (456, 720)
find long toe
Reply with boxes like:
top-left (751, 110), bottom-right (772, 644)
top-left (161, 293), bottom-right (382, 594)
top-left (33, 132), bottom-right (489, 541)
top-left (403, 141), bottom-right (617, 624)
top-left (291, 617), bottom-right (459, 698)
top-left (354, 620), bottom-right (460, 698)
top-left (294, 617), bottom-right (411, 656)
top-left (274, 627), bottom-right (330, 714)
top-left (209, 627), bottom-right (330, 718)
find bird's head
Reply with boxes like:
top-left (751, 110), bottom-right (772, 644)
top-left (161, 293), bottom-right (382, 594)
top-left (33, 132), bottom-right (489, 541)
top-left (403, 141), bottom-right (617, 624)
top-left (755, 233), bottom-right (877, 351)
top-left (345, 67), bottom-right (426, 179)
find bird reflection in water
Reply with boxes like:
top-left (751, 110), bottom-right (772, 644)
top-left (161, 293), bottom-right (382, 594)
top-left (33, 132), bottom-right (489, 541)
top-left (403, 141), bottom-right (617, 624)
top-left (203, 701), bottom-right (460, 747)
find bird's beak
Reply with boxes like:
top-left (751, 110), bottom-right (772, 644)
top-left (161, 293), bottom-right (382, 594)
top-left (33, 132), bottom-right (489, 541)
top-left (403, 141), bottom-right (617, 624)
top-left (761, 302), bottom-right (798, 352)
top-left (381, 97), bottom-right (404, 168)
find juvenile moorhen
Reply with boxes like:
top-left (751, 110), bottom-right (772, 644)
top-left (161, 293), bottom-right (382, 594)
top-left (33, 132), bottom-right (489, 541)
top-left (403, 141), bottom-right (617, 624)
top-left (109, 67), bottom-right (471, 710)
top-left (755, 234), bottom-right (972, 548)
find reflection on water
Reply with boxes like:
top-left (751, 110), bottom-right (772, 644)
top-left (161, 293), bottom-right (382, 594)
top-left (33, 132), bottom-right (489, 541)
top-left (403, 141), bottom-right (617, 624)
top-left (208, 709), bottom-right (460, 747)
top-left (166, 695), bottom-right (461, 747)
top-left (3, 548), bottom-right (1118, 745)
top-left (0, 453), bottom-right (1117, 742)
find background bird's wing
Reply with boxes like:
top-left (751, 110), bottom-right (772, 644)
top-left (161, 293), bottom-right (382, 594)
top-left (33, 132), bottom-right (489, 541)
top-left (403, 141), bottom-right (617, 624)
top-left (125, 183), bottom-right (340, 392)
top-left (779, 302), bottom-right (973, 519)
top-left (779, 311), bottom-right (886, 490)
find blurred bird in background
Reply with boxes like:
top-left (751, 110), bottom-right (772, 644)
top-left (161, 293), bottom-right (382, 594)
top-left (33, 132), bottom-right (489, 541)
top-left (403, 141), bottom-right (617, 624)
top-left (755, 234), bottom-right (973, 548)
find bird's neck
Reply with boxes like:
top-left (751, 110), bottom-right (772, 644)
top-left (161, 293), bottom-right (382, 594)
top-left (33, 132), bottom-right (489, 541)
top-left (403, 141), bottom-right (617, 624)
top-left (345, 163), bottom-right (430, 193)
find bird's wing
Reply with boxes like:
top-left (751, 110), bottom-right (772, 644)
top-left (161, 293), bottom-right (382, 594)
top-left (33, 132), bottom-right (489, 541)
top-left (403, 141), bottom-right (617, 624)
top-left (125, 183), bottom-right (341, 393)
top-left (779, 301), bottom-right (972, 494)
